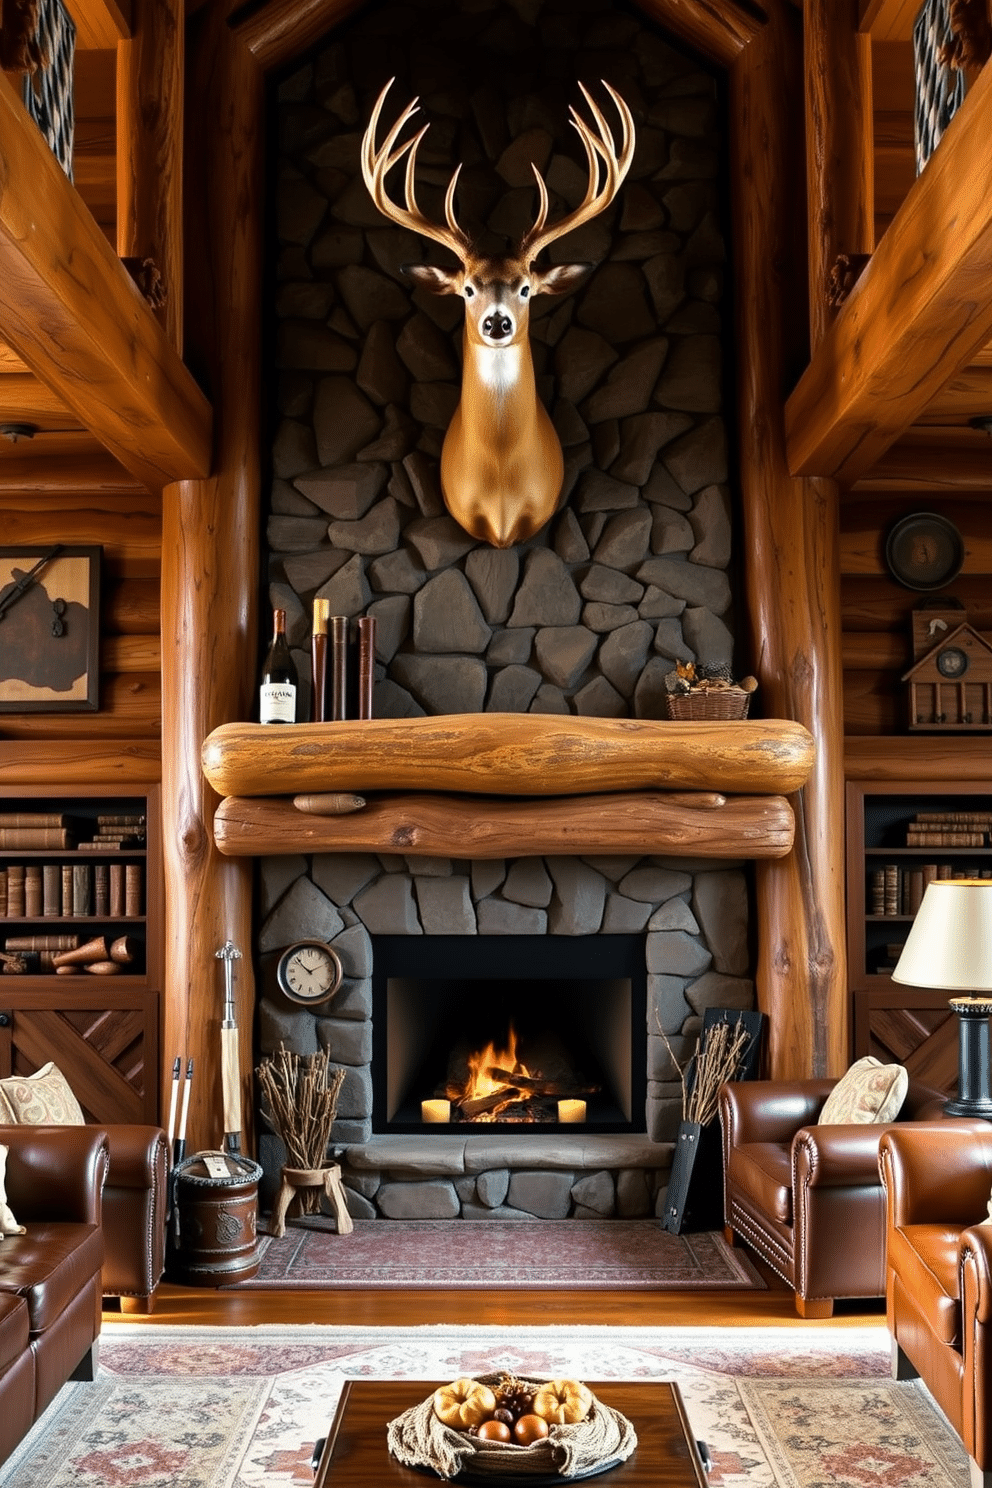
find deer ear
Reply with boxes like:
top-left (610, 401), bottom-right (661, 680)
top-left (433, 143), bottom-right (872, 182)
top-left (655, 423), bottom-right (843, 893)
top-left (531, 262), bottom-right (595, 297)
top-left (402, 263), bottom-right (461, 295)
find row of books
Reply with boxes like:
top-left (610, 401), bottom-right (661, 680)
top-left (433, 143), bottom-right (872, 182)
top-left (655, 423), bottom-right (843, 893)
top-left (868, 863), bottom-right (992, 917)
top-left (903, 811), bottom-right (992, 849)
top-left (0, 811), bottom-right (146, 851)
top-left (0, 862), bottom-right (144, 919)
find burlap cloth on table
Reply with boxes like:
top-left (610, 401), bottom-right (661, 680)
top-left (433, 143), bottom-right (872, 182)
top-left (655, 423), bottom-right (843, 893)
top-left (386, 1374), bottom-right (637, 1481)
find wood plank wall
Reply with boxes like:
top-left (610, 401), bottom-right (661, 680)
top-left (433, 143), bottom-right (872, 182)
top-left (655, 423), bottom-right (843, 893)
top-left (0, 488), bottom-right (162, 750)
top-left (840, 42), bottom-right (992, 736)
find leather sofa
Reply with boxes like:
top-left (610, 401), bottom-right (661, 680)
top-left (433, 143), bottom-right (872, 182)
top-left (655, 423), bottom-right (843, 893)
top-left (879, 1121), bottom-right (992, 1488)
top-left (102, 1126), bottom-right (169, 1312)
top-left (719, 1075), bottom-right (947, 1317)
top-left (0, 1124), bottom-right (109, 1465)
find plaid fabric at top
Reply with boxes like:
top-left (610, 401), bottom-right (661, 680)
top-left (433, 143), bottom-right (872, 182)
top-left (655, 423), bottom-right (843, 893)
top-left (21, 0), bottom-right (75, 180)
top-left (914, 0), bottom-right (967, 172)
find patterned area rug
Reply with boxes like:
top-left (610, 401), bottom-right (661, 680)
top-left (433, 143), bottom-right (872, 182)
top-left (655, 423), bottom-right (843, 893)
top-left (243, 1218), bottom-right (767, 1289)
top-left (0, 1323), bottom-right (971, 1487)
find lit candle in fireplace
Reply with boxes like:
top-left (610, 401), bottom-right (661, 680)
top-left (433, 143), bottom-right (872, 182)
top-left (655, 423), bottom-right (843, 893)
top-left (422, 1099), bottom-right (451, 1124)
top-left (558, 1099), bottom-right (586, 1123)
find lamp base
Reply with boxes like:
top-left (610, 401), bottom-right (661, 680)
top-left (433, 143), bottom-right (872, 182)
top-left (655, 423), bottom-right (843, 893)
top-left (948, 997), bottom-right (992, 1123)
top-left (942, 1094), bottom-right (992, 1121)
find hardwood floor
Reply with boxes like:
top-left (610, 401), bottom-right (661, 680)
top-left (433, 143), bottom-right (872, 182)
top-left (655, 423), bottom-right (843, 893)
top-left (104, 1256), bottom-right (888, 1332)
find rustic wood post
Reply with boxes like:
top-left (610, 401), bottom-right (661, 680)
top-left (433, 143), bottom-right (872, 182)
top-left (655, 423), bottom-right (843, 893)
top-left (731, 1), bottom-right (849, 1078)
top-left (160, 12), bottom-right (261, 1154)
top-left (116, 0), bottom-right (184, 348)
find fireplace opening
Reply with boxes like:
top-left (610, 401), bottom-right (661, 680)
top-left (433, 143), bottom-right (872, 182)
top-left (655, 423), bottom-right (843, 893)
top-left (372, 935), bottom-right (647, 1135)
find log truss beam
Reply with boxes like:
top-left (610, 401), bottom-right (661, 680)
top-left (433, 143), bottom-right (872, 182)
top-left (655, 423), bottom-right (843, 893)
top-left (784, 55), bottom-right (992, 485)
top-left (213, 791), bottom-right (798, 861)
top-left (0, 72), bottom-right (211, 492)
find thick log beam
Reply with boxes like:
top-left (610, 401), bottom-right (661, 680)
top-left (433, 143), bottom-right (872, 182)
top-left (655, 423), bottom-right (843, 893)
top-left (116, 0), bottom-right (184, 349)
top-left (0, 72), bottom-right (211, 490)
top-left (805, 0), bottom-right (874, 342)
top-left (785, 55), bottom-right (992, 484)
top-left (232, 0), bottom-right (363, 70)
top-left (852, 434), bottom-right (992, 490)
top-left (733, 3), bottom-right (848, 1079)
top-left (213, 791), bottom-right (797, 860)
top-left (633, 0), bottom-right (766, 65)
top-left (0, 374), bottom-right (78, 426)
top-left (201, 716), bottom-right (816, 800)
top-left (160, 16), bottom-right (260, 1156)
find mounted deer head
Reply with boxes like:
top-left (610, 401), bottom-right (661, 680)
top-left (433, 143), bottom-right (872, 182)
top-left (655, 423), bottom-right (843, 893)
top-left (362, 79), bottom-right (635, 548)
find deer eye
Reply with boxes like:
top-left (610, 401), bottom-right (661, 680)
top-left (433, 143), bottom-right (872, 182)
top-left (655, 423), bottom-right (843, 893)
top-left (464, 285), bottom-right (475, 298)
top-left (519, 285), bottom-right (530, 299)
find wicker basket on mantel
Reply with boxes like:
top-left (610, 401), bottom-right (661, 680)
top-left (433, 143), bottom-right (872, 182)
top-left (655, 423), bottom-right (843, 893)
top-left (663, 687), bottom-right (751, 721)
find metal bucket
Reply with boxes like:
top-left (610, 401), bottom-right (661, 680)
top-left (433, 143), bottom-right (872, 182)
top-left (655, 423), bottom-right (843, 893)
top-left (167, 1151), bottom-right (263, 1286)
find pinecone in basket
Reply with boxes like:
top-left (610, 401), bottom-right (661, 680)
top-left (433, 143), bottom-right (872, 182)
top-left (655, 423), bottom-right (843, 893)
top-left (494, 1374), bottom-right (535, 1421)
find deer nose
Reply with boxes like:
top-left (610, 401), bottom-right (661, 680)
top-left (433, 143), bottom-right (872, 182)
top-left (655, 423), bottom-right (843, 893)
top-left (482, 311), bottom-right (512, 340)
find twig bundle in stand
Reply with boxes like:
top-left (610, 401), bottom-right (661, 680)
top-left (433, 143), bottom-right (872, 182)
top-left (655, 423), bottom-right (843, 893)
top-left (656, 1016), bottom-right (752, 1127)
top-left (256, 1044), bottom-right (345, 1213)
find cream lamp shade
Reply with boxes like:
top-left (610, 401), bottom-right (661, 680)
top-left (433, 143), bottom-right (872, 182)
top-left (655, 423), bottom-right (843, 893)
top-left (891, 879), bottom-right (992, 991)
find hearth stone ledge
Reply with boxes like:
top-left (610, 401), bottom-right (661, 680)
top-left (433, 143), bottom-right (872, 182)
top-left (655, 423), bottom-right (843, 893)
top-left (260, 1131), bottom-right (676, 1221)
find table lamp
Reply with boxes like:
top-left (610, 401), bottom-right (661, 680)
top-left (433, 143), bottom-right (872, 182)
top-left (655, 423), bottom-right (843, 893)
top-left (891, 878), bottom-right (992, 1119)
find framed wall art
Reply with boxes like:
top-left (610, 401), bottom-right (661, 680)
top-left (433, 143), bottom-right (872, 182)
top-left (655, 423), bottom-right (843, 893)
top-left (0, 545), bottom-right (101, 712)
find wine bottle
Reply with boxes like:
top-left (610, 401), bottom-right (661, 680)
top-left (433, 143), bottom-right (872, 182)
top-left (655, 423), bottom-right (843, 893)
top-left (259, 608), bottom-right (298, 724)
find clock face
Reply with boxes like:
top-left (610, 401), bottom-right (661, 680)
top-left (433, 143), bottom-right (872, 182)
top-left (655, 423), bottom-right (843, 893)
top-left (276, 941), bottom-right (343, 1005)
top-left (936, 646), bottom-right (969, 678)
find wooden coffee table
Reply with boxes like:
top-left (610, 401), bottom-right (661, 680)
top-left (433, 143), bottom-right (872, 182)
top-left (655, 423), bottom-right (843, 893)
top-left (312, 1379), bottom-right (708, 1486)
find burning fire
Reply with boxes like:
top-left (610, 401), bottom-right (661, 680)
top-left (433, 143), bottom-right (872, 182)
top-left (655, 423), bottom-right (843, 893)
top-left (449, 1024), bottom-right (534, 1122)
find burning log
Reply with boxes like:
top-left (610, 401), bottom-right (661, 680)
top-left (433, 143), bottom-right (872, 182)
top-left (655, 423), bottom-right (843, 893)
top-left (486, 1067), bottom-right (600, 1097)
top-left (458, 1088), bottom-right (523, 1119)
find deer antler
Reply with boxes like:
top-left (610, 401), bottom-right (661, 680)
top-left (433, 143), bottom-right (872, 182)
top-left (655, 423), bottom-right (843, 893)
top-left (519, 81), bottom-right (635, 264)
top-left (361, 78), bottom-right (473, 261)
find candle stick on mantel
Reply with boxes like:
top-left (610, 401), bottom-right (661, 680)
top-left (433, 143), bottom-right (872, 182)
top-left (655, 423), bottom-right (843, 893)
top-left (558, 1099), bottom-right (586, 1124)
top-left (422, 1098), bottom-right (451, 1124)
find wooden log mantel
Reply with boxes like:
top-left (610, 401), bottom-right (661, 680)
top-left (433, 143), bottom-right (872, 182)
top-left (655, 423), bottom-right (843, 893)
top-left (201, 714), bottom-right (815, 800)
top-left (213, 789), bottom-right (797, 860)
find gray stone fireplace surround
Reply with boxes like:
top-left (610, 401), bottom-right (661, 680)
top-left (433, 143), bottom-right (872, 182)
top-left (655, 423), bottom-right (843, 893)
top-left (258, 0), bottom-right (755, 1220)
top-left (257, 851), bottom-right (752, 1219)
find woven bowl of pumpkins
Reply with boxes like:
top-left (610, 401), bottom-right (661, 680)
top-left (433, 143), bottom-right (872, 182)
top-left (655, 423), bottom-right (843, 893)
top-left (386, 1372), bottom-right (637, 1482)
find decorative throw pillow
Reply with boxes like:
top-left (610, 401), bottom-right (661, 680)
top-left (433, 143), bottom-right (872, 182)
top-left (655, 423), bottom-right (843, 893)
top-left (0, 1146), bottom-right (25, 1239)
top-left (0, 1062), bottom-right (85, 1126)
top-left (817, 1055), bottom-right (909, 1125)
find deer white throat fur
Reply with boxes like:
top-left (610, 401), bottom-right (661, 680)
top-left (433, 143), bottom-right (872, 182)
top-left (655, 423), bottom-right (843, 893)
top-left (362, 78), bottom-right (636, 548)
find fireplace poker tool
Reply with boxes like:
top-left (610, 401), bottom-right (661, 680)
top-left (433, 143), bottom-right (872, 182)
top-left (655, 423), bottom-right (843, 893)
top-left (174, 1058), bottom-right (193, 1165)
top-left (217, 940), bottom-right (243, 1155)
top-left (166, 1055), bottom-right (181, 1150)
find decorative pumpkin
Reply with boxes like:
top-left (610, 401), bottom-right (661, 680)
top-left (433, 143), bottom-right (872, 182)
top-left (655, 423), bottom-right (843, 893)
top-left (433, 1377), bottom-right (498, 1428)
top-left (532, 1379), bottom-right (593, 1425)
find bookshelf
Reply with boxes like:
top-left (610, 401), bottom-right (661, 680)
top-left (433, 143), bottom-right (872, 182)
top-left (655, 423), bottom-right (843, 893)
top-left (846, 780), bottom-right (989, 1089)
top-left (0, 785), bottom-right (161, 1123)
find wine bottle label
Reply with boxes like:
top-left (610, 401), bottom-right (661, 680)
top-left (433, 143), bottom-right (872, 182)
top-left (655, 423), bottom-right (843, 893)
top-left (260, 682), bottom-right (297, 724)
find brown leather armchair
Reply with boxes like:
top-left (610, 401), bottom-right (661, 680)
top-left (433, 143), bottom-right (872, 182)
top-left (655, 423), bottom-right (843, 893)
top-left (102, 1126), bottom-right (169, 1313)
top-left (719, 1075), bottom-right (947, 1318)
top-left (0, 1125), bottom-right (109, 1465)
top-left (879, 1122), bottom-right (992, 1488)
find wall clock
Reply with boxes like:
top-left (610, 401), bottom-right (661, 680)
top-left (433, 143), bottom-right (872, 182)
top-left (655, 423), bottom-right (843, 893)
top-left (884, 513), bottom-right (964, 592)
top-left (276, 941), bottom-right (343, 1006)
top-left (0, 546), bottom-right (101, 712)
top-left (936, 645), bottom-right (969, 678)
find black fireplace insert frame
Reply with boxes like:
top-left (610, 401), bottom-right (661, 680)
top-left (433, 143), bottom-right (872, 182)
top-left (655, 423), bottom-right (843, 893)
top-left (371, 933), bottom-right (648, 1136)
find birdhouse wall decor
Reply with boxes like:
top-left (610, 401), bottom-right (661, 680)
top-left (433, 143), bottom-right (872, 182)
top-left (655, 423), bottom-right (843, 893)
top-left (902, 621), bottom-right (992, 731)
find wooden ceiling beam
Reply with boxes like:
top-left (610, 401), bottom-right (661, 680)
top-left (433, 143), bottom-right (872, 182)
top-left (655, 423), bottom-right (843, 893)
top-left (631, 0), bottom-right (766, 66)
top-left (67, 0), bottom-right (132, 47)
top-left (851, 433), bottom-right (992, 490)
top-left (858, 0), bottom-right (918, 39)
top-left (916, 365), bottom-right (992, 423)
top-left (785, 56), bottom-right (992, 484)
top-left (0, 73), bottom-right (211, 491)
top-left (234, 0), bottom-right (767, 75)
top-left (0, 374), bottom-right (81, 428)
